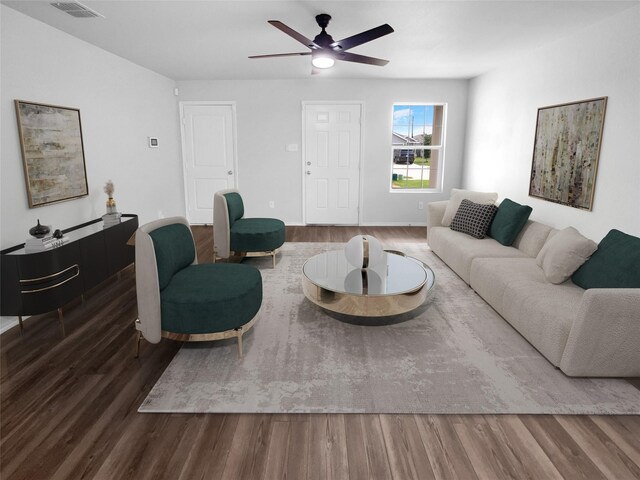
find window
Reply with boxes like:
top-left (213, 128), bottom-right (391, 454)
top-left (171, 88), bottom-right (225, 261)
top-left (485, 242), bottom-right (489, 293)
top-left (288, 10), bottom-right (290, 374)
top-left (391, 104), bottom-right (446, 191)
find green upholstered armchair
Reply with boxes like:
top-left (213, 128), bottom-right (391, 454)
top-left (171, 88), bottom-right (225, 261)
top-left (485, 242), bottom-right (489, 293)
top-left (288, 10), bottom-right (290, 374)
top-left (134, 216), bottom-right (262, 357)
top-left (213, 189), bottom-right (286, 268)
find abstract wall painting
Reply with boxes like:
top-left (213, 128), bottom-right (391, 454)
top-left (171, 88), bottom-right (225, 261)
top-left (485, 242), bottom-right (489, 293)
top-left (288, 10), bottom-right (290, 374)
top-left (15, 100), bottom-right (89, 208)
top-left (529, 97), bottom-right (607, 211)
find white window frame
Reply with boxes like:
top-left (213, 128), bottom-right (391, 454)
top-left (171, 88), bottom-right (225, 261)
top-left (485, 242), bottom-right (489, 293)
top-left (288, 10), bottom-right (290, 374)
top-left (389, 102), bottom-right (447, 193)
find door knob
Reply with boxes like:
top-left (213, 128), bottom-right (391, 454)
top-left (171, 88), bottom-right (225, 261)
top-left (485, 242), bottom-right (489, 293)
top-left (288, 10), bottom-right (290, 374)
top-left (227, 170), bottom-right (233, 175)
top-left (306, 171), bottom-right (311, 175)
top-left (306, 161), bottom-right (311, 166)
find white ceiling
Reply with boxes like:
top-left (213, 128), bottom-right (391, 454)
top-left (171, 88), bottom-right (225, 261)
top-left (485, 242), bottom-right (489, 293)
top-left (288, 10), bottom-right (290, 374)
top-left (3, 1), bottom-right (636, 80)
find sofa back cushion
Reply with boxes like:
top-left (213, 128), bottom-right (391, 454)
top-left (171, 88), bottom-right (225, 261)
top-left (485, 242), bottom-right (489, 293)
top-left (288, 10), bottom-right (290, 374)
top-left (572, 229), bottom-right (640, 288)
top-left (441, 189), bottom-right (498, 227)
top-left (512, 221), bottom-right (554, 258)
top-left (489, 198), bottom-right (533, 246)
top-left (149, 223), bottom-right (196, 290)
top-left (224, 192), bottom-right (244, 226)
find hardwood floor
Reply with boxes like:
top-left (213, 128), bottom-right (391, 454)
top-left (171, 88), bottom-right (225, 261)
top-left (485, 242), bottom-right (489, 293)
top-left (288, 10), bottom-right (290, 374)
top-left (1, 225), bottom-right (639, 480)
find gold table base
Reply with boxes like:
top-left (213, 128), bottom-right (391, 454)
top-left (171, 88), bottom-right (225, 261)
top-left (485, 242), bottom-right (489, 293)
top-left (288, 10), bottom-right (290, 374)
top-left (302, 256), bottom-right (434, 317)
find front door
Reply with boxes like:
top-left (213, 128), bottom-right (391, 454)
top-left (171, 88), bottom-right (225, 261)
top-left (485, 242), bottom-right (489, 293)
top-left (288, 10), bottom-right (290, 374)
top-left (304, 103), bottom-right (362, 224)
top-left (181, 103), bottom-right (236, 224)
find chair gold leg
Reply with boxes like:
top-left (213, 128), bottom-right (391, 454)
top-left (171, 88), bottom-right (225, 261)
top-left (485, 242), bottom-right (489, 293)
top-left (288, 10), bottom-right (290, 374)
top-left (272, 251), bottom-right (276, 268)
top-left (58, 308), bottom-right (65, 337)
top-left (237, 331), bottom-right (243, 358)
top-left (135, 330), bottom-right (142, 358)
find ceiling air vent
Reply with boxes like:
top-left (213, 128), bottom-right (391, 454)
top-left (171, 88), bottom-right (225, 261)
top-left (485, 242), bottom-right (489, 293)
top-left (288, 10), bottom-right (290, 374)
top-left (50, 2), bottom-right (104, 18)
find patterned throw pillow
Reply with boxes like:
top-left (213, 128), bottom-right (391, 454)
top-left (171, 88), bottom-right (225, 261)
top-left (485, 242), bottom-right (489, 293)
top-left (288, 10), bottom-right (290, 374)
top-left (450, 199), bottom-right (498, 239)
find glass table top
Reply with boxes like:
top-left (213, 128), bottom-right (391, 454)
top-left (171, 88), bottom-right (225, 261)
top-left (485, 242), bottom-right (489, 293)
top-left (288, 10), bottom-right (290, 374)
top-left (302, 250), bottom-right (435, 297)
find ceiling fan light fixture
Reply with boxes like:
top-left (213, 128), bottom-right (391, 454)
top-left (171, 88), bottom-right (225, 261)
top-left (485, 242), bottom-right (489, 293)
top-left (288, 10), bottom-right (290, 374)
top-left (311, 54), bottom-right (335, 69)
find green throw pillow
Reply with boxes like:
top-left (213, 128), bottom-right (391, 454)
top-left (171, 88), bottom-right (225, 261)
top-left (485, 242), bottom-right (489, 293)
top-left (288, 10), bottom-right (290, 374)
top-left (572, 229), bottom-right (640, 289)
top-left (489, 198), bottom-right (533, 246)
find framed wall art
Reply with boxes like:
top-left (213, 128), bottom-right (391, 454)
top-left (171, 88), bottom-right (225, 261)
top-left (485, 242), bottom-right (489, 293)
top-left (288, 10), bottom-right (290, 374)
top-left (15, 100), bottom-right (89, 208)
top-left (529, 97), bottom-right (607, 211)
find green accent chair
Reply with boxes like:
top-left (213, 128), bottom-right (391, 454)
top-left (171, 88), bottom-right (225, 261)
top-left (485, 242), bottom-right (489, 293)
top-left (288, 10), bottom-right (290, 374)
top-left (134, 216), bottom-right (262, 357)
top-left (213, 189), bottom-right (286, 267)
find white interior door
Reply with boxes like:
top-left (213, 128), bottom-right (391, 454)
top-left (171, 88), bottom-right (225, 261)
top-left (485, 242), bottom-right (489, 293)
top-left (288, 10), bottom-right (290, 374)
top-left (304, 103), bottom-right (361, 224)
top-left (181, 103), bottom-right (236, 224)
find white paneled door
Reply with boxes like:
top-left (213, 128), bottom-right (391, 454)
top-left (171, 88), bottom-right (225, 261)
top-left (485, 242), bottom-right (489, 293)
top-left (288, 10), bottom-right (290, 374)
top-left (304, 103), bottom-right (362, 224)
top-left (181, 103), bottom-right (236, 224)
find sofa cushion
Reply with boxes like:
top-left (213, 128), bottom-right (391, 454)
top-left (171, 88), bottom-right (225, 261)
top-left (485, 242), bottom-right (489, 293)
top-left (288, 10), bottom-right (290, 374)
top-left (429, 226), bottom-right (528, 284)
top-left (149, 223), bottom-right (195, 290)
top-left (536, 227), bottom-right (597, 284)
top-left (489, 198), bottom-right (533, 246)
top-left (572, 229), bottom-right (640, 289)
top-left (161, 263), bottom-right (262, 334)
top-left (230, 217), bottom-right (286, 253)
top-left (511, 221), bottom-right (554, 258)
top-left (450, 199), bottom-right (498, 239)
top-left (471, 257), bottom-right (584, 366)
top-left (441, 188), bottom-right (498, 227)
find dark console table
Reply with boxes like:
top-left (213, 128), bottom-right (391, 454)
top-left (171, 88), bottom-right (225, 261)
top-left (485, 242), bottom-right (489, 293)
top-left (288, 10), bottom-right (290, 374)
top-left (1, 214), bottom-right (138, 335)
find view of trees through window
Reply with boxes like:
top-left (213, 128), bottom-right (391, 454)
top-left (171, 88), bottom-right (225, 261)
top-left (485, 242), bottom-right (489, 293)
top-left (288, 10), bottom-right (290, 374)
top-left (391, 104), bottom-right (445, 190)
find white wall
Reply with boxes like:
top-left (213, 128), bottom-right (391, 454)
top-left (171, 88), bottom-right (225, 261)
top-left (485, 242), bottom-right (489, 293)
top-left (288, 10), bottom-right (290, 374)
top-left (176, 79), bottom-right (468, 225)
top-left (1, 5), bottom-right (184, 249)
top-left (463, 6), bottom-right (640, 241)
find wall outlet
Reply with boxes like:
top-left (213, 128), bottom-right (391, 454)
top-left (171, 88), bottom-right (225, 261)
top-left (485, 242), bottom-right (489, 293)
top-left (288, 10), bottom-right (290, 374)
top-left (269, 201), bottom-right (275, 208)
top-left (418, 201), bottom-right (424, 210)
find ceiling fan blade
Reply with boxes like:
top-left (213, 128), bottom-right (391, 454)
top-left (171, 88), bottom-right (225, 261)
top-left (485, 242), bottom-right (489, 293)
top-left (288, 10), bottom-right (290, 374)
top-left (249, 52), bottom-right (311, 59)
top-left (268, 20), bottom-right (320, 49)
top-left (330, 24), bottom-right (394, 51)
top-left (337, 52), bottom-right (389, 66)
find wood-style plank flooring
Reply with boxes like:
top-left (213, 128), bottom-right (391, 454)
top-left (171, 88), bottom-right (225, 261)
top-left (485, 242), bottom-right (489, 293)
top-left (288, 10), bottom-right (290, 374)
top-left (1, 226), bottom-right (639, 480)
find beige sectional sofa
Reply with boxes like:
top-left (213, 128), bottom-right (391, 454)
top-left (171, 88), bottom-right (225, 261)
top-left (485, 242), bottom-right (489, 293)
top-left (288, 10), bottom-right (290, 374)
top-left (427, 200), bottom-right (640, 377)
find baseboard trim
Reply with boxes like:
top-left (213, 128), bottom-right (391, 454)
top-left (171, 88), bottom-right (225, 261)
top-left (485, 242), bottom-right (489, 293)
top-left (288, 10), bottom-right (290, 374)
top-left (290, 222), bottom-right (428, 227)
top-left (193, 222), bottom-right (427, 227)
top-left (359, 222), bottom-right (428, 227)
top-left (0, 316), bottom-right (21, 335)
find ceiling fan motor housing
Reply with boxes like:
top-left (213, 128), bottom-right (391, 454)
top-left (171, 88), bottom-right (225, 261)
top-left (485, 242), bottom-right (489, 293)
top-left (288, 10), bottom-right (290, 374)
top-left (313, 14), bottom-right (334, 47)
top-left (315, 14), bottom-right (331, 29)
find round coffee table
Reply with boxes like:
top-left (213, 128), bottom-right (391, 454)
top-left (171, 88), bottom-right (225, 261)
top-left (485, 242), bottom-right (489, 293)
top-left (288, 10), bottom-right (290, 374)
top-left (302, 250), bottom-right (435, 317)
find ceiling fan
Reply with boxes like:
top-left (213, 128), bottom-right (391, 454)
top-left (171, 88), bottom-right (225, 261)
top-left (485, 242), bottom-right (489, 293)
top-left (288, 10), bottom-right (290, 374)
top-left (249, 14), bottom-right (394, 73)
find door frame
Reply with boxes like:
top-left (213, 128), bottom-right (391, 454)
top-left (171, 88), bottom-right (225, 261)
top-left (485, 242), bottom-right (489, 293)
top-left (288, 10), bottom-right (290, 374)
top-left (301, 101), bottom-right (365, 225)
top-left (179, 101), bottom-right (239, 224)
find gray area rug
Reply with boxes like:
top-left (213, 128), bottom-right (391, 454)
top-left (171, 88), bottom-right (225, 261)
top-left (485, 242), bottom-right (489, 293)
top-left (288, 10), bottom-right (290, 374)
top-left (139, 242), bottom-right (640, 414)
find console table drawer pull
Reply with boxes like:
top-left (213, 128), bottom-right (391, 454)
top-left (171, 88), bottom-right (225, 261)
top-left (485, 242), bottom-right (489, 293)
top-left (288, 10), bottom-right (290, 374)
top-left (20, 264), bottom-right (80, 293)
